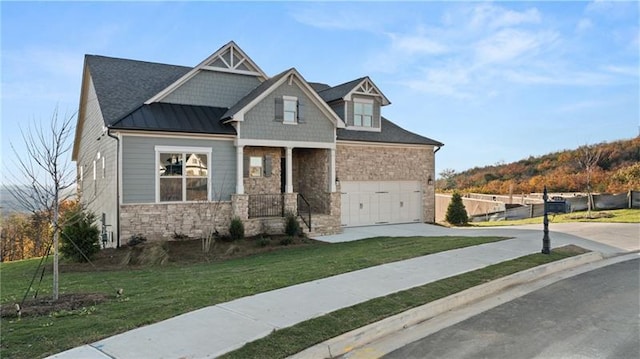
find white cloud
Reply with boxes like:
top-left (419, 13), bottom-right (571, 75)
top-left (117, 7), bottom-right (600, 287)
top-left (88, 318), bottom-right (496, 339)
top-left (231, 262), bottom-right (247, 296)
top-left (602, 65), bottom-right (639, 77)
top-left (474, 29), bottom-right (558, 65)
top-left (469, 3), bottom-right (541, 30)
top-left (289, 5), bottom-right (380, 32)
top-left (389, 33), bottom-right (448, 55)
top-left (576, 18), bottom-right (593, 33)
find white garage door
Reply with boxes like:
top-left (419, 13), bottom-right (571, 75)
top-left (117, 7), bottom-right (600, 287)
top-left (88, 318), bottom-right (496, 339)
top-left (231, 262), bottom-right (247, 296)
top-left (340, 181), bottom-right (422, 227)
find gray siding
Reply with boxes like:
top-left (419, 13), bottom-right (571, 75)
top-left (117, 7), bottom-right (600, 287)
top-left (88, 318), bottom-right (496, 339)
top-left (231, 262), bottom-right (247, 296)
top-left (163, 71), bottom-right (261, 108)
top-left (122, 136), bottom-right (236, 204)
top-left (76, 76), bottom-right (118, 247)
top-left (241, 81), bottom-right (335, 143)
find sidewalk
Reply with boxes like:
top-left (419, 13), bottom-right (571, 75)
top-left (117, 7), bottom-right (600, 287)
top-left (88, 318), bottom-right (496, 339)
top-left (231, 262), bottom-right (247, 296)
top-left (48, 223), bottom-right (635, 359)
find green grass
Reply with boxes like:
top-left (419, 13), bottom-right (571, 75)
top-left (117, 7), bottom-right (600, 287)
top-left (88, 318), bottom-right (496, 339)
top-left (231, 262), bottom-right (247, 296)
top-left (471, 208), bottom-right (640, 227)
top-left (221, 248), bottom-right (583, 359)
top-left (1, 235), bottom-right (507, 359)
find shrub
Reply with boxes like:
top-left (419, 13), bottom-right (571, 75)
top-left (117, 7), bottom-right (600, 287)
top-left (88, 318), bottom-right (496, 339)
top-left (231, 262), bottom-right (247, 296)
top-left (256, 236), bottom-right (271, 247)
top-left (229, 217), bottom-right (244, 241)
top-left (279, 236), bottom-right (294, 246)
top-left (445, 192), bottom-right (469, 226)
top-left (127, 234), bottom-right (147, 247)
top-left (59, 206), bottom-right (101, 262)
top-left (284, 212), bottom-right (300, 237)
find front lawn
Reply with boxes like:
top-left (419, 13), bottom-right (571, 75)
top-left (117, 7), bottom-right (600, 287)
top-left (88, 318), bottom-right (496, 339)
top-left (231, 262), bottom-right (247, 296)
top-left (1, 235), bottom-right (506, 359)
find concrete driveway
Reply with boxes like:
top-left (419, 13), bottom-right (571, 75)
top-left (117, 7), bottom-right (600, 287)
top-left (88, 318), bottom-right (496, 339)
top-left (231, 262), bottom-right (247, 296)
top-left (315, 222), bottom-right (639, 253)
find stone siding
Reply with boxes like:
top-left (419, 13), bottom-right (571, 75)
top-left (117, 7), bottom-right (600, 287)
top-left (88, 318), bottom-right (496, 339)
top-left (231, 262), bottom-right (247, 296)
top-left (336, 143), bottom-right (436, 223)
top-left (293, 148), bottom-right (330, 213)
top-left (244, 147), bottom-right (282, 194)
top-left (120, 202), bottom-right (232, 241)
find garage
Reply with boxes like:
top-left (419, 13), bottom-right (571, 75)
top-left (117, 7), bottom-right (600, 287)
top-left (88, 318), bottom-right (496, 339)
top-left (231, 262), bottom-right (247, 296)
top-left (340, 181), bottom-right (423, 227)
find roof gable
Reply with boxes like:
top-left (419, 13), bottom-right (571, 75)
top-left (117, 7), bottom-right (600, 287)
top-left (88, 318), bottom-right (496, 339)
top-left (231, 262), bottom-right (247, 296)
top-left (145, 41), bottom-right (267, 104)
top-left (318, 77), bottom-right (390, 106)
top-left (222, 68), bottom-right (346, 128)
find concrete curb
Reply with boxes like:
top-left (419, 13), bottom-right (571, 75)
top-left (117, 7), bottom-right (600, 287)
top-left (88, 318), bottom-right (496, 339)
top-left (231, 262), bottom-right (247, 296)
top-left (289, 251), bottom-right (606, 359)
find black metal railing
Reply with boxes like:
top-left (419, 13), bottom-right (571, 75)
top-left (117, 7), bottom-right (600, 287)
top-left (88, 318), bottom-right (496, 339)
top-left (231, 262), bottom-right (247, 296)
top-left (248, 194), bottom-right (284, 218)
top-left (297, 194), bottom-right (312, 232)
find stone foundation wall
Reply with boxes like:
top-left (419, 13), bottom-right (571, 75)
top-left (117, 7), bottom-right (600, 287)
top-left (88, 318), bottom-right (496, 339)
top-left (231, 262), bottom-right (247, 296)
top-left (120, 202), bottom-right (232, 241)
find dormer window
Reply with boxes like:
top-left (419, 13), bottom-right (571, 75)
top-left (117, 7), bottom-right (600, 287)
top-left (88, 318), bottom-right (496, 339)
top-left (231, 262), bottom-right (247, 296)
top-left (283, 96), bottom-right (297, 123)
top-left (354, 99), bottom-right (373, 127)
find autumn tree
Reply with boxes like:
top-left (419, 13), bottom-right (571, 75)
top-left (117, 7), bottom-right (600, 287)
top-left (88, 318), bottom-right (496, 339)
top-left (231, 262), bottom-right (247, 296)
top-left (576, 143), bottom-right (602, 217)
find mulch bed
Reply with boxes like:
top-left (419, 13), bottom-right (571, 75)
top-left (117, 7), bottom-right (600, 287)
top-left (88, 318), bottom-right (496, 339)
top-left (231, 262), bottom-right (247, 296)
top-left (1, 293), bottom-right (111, 319)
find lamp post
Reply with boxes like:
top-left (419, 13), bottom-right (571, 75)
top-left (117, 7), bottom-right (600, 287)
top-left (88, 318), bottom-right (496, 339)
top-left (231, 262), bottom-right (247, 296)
top-left (541, 186), bottom-right (551, 254)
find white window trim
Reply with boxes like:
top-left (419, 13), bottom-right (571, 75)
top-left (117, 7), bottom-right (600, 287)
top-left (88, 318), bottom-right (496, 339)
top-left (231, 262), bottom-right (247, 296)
top-left (351, 98), bottom-right (378, 131)
top-left (101, 157), bottom-right (106, 179)
top-left (249, 156), bottom-right (263, 178)
top-left (155, 146), bottom-right (212, 203)
top-left (282, 95), bottom-right (298, 124)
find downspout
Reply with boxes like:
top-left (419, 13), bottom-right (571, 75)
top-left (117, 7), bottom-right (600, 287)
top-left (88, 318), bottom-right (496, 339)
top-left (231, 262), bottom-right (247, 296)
top-left (106, 129), bottom-right (121, 248)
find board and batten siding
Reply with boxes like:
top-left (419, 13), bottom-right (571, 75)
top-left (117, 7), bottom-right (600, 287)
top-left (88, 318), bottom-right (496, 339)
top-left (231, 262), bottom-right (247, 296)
top-left (241, 81), bottom-right (335, 143)
top-left (163, 71), bottom-right (261, 109)
top-left (121, 136), bottom-right (236, 204)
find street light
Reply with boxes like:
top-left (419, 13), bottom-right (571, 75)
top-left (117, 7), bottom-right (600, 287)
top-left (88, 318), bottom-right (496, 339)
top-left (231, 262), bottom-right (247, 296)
top-left (542, 186), bottom-right (551, 254)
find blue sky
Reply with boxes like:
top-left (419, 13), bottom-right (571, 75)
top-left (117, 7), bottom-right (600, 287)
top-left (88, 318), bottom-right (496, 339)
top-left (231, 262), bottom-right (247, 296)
top-left (1, 1), bottom-right (638, 183)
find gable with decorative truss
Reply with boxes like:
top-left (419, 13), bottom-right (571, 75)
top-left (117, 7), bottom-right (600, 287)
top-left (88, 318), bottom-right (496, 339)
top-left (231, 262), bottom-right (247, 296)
top-left (203, 43), bottom-right (266, 77)
top-left (345, 77), bottom-right (390, 105)
top-left (145, 41), bottom-right (267, 105)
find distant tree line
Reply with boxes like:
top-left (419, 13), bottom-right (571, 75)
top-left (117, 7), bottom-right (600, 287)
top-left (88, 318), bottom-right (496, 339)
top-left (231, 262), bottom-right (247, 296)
top-left (437, 137), bottom-right (640, 194)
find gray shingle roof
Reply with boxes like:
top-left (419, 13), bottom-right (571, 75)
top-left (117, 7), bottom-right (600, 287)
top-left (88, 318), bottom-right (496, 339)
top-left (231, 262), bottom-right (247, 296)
top-left (221, 68), bottom-right (291, 120)
top-left (309, 82), bottom-right (331, 92)
top-left (317, 77), bottom-right (366, 102)
top-left (86, 55), bottom-right (190, 126)
top-left (337, 117), bottom-right (444, 146)
top-left (111, 103), bottom-right (236, 135)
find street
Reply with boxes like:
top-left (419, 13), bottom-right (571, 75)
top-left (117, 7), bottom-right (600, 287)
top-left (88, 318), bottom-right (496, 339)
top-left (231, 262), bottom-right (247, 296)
top-left (384, 258), bottom-right (640, 359)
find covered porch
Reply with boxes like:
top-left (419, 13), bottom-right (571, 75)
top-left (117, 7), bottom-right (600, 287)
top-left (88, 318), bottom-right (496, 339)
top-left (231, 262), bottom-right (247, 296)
top-left (230, 144), bottom-right (341, 236)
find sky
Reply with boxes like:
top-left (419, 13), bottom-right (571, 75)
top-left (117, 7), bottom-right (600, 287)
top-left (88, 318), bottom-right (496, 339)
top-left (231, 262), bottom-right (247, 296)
top-left (1, 1), bottom-right (638, 184)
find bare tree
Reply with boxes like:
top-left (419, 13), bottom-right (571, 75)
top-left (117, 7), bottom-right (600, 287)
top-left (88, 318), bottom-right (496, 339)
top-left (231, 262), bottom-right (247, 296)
top-left (4, 108), bottom-right (76, 300)
top-left (576, 143), bottom-right (602, 218)
top-left (438, 168), bottom-right (457, 191)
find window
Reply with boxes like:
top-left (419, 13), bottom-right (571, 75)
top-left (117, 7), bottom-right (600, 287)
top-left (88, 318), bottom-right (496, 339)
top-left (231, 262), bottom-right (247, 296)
top-left (283, 96), bottom-right (297, 123)
top-left (354, 100), bottom-right (373, 127)
top-left (157, 147), bottom-right (210, 202)
top-left (249, 156), bottom-right (263, 178)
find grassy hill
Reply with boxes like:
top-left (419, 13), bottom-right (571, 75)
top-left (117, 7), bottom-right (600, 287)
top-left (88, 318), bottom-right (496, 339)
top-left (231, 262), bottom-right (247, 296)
top-left (439, 137), bottom-right (640, 194)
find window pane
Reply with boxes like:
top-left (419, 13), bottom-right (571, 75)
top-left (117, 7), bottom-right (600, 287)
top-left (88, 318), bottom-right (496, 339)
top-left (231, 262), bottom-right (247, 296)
top-left (187, 178), bottom-right (208, 201)
top-left (354, 102), bottom-right (363, 114)
top-left (364, 103), bottom-right (373, 115)
top-left (363, 115), bottom-right (372, 127)
top-left (160, 153), bottom-right (183, 176)
top-left (284, 99), bottom-right (297, 112)
top-left (284, 111), bottom-right (295, 123)
top-left (186, 153), bottom-right (208, 176)
top-left (354, 114), bottom-right (362, 127)
top-left (250, 156), bottom-right (262, 177)
top-left (160, 178), bottom-right (182, 201)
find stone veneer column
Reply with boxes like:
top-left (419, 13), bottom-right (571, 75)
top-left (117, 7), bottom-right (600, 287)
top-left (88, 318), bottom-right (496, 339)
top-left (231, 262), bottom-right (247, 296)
top-left (283, 192), bottom-right (298, 215)
top-left (232, 194), bottom-right (249, 220)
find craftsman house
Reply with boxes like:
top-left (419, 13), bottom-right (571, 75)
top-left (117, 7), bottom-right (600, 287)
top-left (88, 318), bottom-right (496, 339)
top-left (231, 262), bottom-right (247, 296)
top-left (72, 41), bottom-right (443, 246)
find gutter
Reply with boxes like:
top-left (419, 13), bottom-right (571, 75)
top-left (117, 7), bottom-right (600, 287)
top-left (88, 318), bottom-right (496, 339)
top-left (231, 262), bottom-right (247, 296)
top-left (434, 145), bottom-right (442, 154)
top-left (106, 129), bottom-right (121, 248)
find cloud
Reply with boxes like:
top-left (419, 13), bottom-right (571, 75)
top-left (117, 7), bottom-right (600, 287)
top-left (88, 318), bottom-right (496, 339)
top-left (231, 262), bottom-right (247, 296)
top-left (602, 65), bottom-right (639, 77)
top-left (469, 3), bottom-right (541, 30)
top-left (389, 33), bottom-right (448, 55)
top-left (474, 29), bottom-right (558, 64)
top-left (576, 18), bottom-right (593, 33)
top-left (289, 5), bottom-right (381, 32)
